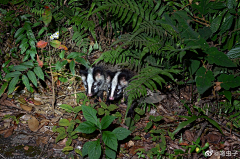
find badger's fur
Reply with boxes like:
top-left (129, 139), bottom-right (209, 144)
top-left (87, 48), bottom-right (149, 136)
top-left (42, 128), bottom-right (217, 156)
top-left (106, 69), bottom-right (133, 102)
top-left (80, 66), bottom-right (106, 100)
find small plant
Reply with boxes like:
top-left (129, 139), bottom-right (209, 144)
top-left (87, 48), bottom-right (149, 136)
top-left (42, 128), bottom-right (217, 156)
top-left (75, 105), bottom-right (131, 159)
top-left (97, 102), bottom-right (118, 116)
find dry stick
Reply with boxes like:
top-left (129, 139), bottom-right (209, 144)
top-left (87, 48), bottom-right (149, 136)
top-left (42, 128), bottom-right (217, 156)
top-left (49, 50), bottom-right (55, 113)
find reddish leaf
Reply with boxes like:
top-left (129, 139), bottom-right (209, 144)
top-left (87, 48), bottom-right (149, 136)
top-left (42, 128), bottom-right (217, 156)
top-left (36, 40), bottom-right (48, 49)
top-left (37, 54), bottom-right (43, 67)
top-left (58, 45), bottom-right (68, 51)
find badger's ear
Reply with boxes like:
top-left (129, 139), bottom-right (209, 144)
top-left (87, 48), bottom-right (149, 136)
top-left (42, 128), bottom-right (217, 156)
top-left (106, 75), bottom-right (111, 84)
top-left (119, 78), bottom-right (128, 87)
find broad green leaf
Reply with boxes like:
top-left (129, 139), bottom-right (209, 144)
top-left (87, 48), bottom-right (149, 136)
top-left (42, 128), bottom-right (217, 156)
top-left (4, 71), bottom-right (22, 79)
top-left (67, 120), bottom-right (75, 133)
top-left (42, 7), bottom-right (52, 26)
top-left (73, 106), bottom-right (82, 113)
top-left (196, 67), bottom-right (214, 94)
top-left (173, 115), bottom-right (198, 135)
top-left (102, 131), bottom-right (118, 151)
top-left (75, 121), bottom-right (96, 133)
top-left (22, 75), bottom-right (30, 91)
top-left (27, 70), bottom-right (37, 87)
top-left (16, 34), bottom-right (26, 44)
top-left (8, 76), bottom-right (19, 94)
top-left (218, 74), bottom-right (240, 90)
top-left (14, 27), bottom-right (25, 38)
top-left (97, 108), bottom-right (105, 115)
top-left (10, 65), bottom-right (28, 71)
top-left (34, 66), bottom-right (44, 80)
top-left (20, 43), bottom-right (29, 54)
top-left (82, 105), bottom-right (98, 125)
top-left (88, 140), bottom-right (101, 159)
top-left (50, 40), bottom-right (61, 48)
top-left (189, 59), bottom-right (200, 75)
top-left (59, 119), bottom-right (70, 126)
top-left (134, 108), bottom-right (145, 115)
top-left (144, 121), bottom-right (153, 131)
top-left (227, 47), bottom-right (240, 59)
top-left (70, 60), bottom-right (75, 76)
top-left (107, 104), bottom-right (118, 111)
top-left (105, 146), bottom-right (116, 159)
top-left (0, 82), bottom-right (8, 97)
top-left (23, 23), bottom-right (31, 31)
top-left (219, 15), bottom-right (234, 34)
top-left (112, 127), bottom-right (131, 140)
top-left (21, 60), bottom-right (34, 67)
top-left (101, 116), bottom-right (115, 129)
top-left (55, 132), bottom-right (67, 143)
top-left (82, 141), bottom-right (92, 157)
top-left (211, 15), bottom-right (222, 33)
top-left (59, 104), bottom-right (74, 112)
top-left (38, 27), bottom-right (47, 37)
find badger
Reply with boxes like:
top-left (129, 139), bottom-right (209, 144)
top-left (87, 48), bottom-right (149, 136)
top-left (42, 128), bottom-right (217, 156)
top-left (106, 69), bottom-right (133, 102)
top-left (80, 66), bottom-right (106, 101)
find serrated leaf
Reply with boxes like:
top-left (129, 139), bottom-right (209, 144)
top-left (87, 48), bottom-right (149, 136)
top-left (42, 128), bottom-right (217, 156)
top-left (102, 131), bottom-right (118, 151)
top-left (75, 121), bottom-right (96, 133)
top-left (97, 108), bottom-right (105, 115)
top-left (112, 127), bottom-right (131, 140)
top-left (82, 105), bottom-right (98, 125)
top-left (206, 47), bottom-right (236, 67)
top-left (73, 106), bottom-right (82, 113)
top-left (196, 67), bottom-right (214, 94)
top-left (88, 140), bottom-right (101, 159)
top-left (105, 146), bottom-right (116, 159)
top-left (27, 70), bottom-right (37, 87)
top-left (101, 116), bottom-right (115, 129)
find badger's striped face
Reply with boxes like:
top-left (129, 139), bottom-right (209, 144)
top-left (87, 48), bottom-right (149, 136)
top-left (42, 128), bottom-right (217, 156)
top-left (107, 71), bottom-right (129, 101)
top-left (81, 67), bottom-right (105, 97)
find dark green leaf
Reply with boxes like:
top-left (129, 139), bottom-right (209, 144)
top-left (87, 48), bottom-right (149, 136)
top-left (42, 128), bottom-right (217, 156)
top-left (8, 76), bottom-right (19, 94)
top-left (196, 67), bottom-right (214, 94)
top-left (22, 75), bottom-right (30, 91)
top-left (4, 71), bottom-right (21, 79)
top-left (27, 70), bottom-right (37, 87)
top-left (173, 115), bottom-right (198, 135)
top-left (102, 131), bottom-right (118, 151)
top-left (101, 115), bottom-right (115, 129)
top-left (105, 146), bottom-right (116, 159)
top-left (75, 121), bottom-right (96, 133)
top-left (34, 66), bottom-right (44, 80)
top-left (82, 105), bottom-right (98, 125)
top-left (88, 140), bottom-right (101, 159)
top-left (14, 27), bottom-right (25, 38)
top-left (112, 127), bottom-right (131, 140)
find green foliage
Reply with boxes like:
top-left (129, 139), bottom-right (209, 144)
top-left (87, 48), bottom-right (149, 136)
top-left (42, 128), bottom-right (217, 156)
top-left (75, 106), bottom-right (131, 159)
top-left (97, 102), bottom-right (118, 116)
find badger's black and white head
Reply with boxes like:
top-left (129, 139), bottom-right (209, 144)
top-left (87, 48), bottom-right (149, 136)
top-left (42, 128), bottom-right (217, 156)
top-left (106, 70), bottom-right (131, 101)
top-left (80, 67), bottom-right (105, 97)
